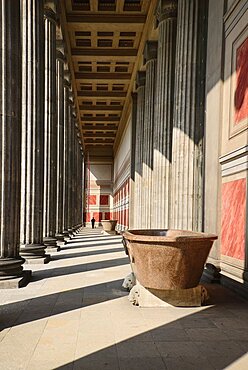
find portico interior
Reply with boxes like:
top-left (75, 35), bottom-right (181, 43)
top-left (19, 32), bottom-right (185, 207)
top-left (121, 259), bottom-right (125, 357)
top-left (0, 0), bottom-right (248, 368)
top-left (0, 0), bottom-right (248, 300)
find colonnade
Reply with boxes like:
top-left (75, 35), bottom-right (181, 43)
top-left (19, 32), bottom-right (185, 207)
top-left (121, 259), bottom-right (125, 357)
top-left (0, 0), bottom-right (83, 288)
top-left (131, 0), bottom-right (208, 231)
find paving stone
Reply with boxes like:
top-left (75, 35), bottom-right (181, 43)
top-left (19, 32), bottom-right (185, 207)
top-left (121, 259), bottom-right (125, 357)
top-left (119, 357), bottom-right (166, 370)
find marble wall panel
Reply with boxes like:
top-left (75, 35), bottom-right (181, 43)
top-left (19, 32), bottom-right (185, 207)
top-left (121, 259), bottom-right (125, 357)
top-left (221, 178), bottom-right (246, 260)
top-left (100, 195), bottom-right (109, 206)
top-left (234, 37), bottom-right (248, 125)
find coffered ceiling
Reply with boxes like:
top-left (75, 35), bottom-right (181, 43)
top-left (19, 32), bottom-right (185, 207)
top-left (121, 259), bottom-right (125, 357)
top-left (61, 0), bottom-right (157, 156)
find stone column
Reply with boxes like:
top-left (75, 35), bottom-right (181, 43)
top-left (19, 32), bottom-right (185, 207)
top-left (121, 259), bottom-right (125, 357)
top-left (76, 143), bottom-right (82, 230)
top-left (20, 0), bottom-right (50, 263)
top-left (62, 73), bottom-right (70, 240)
top-left (142, 41), bottom-right (158, 229)
top-left (67, 95), bottom-right (74, 237)
top-left (72, 112), bottom-right (77, 233)
top-left (55, 45), bottom-right (66, 246)
top-left (129, 93), bottom-right (137, 229)
top-left (73, 136), bottom-right (78, 233)
top-left (79, 145), bottom-right (84, 229)
top-left (0, 0), bottom-right (31, 287)
top-left (171, 0), bottom-right (208, 231)
top-left (71, 113), bottom-right (76, 233)
top-left (43, 2), bottom-right (59, 252)
top-left (75, 131), bottom-right (81, 232)
top-left (134, 72), bottom-right (146, 228)
top-left (152, 0), bottom-right (178, 229)
top-left (74, 125), bottom-right (80, 232)
top-left (79, 146), bottom-right (84, 229)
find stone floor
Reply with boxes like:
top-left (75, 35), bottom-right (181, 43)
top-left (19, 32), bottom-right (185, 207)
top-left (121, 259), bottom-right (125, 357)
top-left (0, 228), bottom-right (248, 370)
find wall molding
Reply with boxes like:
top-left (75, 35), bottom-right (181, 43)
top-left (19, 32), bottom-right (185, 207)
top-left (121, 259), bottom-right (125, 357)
top-left (219, 144), bottom-right (248, 176)
top-left (224, 0), bottom-right (248, 36)
top-left (114, 151), bottom-right (131, 192)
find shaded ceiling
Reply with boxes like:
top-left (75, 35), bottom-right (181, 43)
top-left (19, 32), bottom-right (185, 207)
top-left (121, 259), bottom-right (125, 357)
top-left (61, 0), bottom-right (157, 157)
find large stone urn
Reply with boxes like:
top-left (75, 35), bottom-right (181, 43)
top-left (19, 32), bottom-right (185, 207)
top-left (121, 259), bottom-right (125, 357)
top-left (101, 220), bottom-right (118, 235)
top-left (122, 229), bottom-right (218, 307)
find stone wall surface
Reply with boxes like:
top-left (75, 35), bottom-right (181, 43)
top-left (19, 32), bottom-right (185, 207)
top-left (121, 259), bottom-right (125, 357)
top-left (113, 117), bottom-right (131, 231)
top-left (204, 0), bottom-right (248, 295)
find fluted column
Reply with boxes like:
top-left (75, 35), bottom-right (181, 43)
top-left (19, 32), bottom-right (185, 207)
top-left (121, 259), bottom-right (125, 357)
top-left (71, 112), bottom-right (76, 233)
top-left (43, 2), bottom-right (59, 252)
top-left (74, 136), bottom-right (78, 233)
top-left (129, 93), bottom-right (137, 229)
top-left (72, 114), bottom-right (77, 232)
top-left (20, 0), bottom-right (50, 263)
top-left (171, 0), bottom-right (208, 231)
top-left (67, 95), bottom-right (74, 236)
top-left (76, 144), bottom-right (82, 229)
top-left (74, 125), bottom-right (81, 232)
top-left (142, 41), bottom-right (158, 229)
top-left (62, 74), bottom-right (70, 239)
top-left (74, 131), bottom-right (81, 232)
top-left (79, 147), bottom-right (84, 229)
top-left (0, 0), bottom-right (31, 287)
top-left (152, 0), bottom-right (178, 229)
top-left (55, 45), bottom-right (65, 245)
top-left (133, 72), bottom-right (146, 228)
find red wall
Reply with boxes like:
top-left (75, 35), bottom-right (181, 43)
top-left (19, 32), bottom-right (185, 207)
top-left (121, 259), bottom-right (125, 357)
top-left (113, 178), bottom-right (130, 230)
top-left (235, 37), bottom-right (248, 124)
top-left (221, 178), bottom-right (246, 260)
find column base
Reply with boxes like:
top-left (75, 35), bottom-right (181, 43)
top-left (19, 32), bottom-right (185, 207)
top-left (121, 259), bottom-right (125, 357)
top-left (68, 228), bottom-right (74, 238)
top-left (44, 237), bottom-right (60, 252)
top-left (72, 227), bottom-right (78, 236)
top-left (0, 270), bottom-right (32, 289)
top-left (24, 255), bottom-right (50, 264)
top-left (55, 233), bottom-right (66, 247)
top-left (0, 257), bottom-right (25, 279)
top-left (76, 224), bottom-right (83, 232)
top-left (20, 244), bottom-right (51, 264)
top-left (62, 230), bottom-right (70, 242)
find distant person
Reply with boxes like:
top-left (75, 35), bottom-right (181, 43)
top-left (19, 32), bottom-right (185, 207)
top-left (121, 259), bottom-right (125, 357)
top-left (91, 217), bottom-right (96, 229)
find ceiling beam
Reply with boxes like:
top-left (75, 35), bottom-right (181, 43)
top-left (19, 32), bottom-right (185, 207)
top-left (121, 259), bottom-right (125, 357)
top-left (85, 138), bottom-right (114, 142)
top-left (67, 14), bottom-right (146, 24)
top-left (77, 91), bottom-right (126, 98)
top-left (72, 55), bottom-right (136, 63)
top-left (71, 48), bottom-right (137, 57)
top-left (84, 133), bottom-right (116, 138)
top-left (81, 116), bottom-right (119, 122)
top-left (82, 125), bottom-right (117, 131)
top-left (79, 105), bottom-right (123, 111)
top-left (75, 72), bottom-right (131, 82)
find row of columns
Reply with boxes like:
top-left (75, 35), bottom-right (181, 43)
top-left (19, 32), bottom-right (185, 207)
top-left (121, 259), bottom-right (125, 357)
top-left (131, 0), bottom-right (208, 231)
top-left (0, 0), bottom-right (84, 287)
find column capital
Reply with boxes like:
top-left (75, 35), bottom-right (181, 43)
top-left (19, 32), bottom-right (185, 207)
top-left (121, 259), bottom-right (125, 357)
top-left (44, 1), bottom-right (57, 23)
top-left (64, 69), bottom-right (71, 87)
top-left (72, 106), bottom-right (77, 117)
top-left (44, 1), bottom-right (57, 12)
top-left (56, 49), bottom-right (65, 62)
top-left (143, 40), bottom-right (158, 65)
top-left (136, 71), bottom-right (146, 89)
top-left (56, 40), bottom-right (66, 61)
top-left (155, 0), bottom-right (177, 25)
top-left (69, 90), bottom-right (75, 106)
